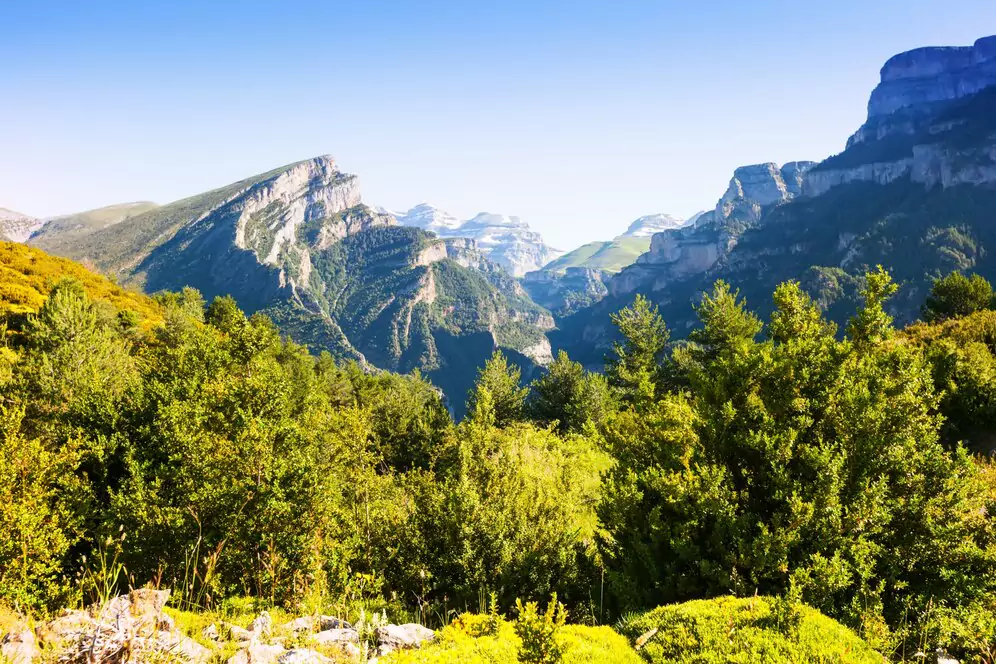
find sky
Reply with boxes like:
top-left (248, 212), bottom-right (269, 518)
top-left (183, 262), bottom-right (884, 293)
top-left (2, 1), bottom-right (995, 249)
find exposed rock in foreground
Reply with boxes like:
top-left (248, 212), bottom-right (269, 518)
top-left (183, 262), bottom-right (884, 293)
top-left (0, 589), bottom-right (436, 663)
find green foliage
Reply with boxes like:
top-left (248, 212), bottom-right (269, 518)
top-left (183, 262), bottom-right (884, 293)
top-left (5, 244), bottom-right (996, 664)
top-left (619, 596), bottom-right (882, 664)
top-left (466, 351), bottom-right (528, 427)
top-left (515, 595), bottom-right (567, 664)
top-left (923, 271), bottom-right (995, 323)
top-left (382, 612), bottom-right (641, 664)
top-left (540, 237), bottom-right (652, 275)
top-left (528, 350), bottom-right (612, 434)
top-left (606, 294), bottom-right (670, 406)
top-left (600, 276), bottom-right (996, 656)
top-left (0, 404), bottom-right (87, 610)
top-left (846, 265), bottom-right (899, 344)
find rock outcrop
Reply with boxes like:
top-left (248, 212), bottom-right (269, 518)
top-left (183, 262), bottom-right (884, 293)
top-left (0, 208), bottom-right (44, 243)
top-left (610, 161), bottom-right (814, 297)
top-left (866, 35), bottom-right (996, 121)
top-left (0, 590), bottom-right (439, 663)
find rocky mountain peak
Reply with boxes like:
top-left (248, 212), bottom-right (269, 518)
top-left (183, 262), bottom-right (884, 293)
top-left (389, 205), bottom-right (561, 277)
top-left (621, 213), bottom-right (686, 237)
top-left (0, 208), bottom-right (45, 243)
top-left (396, 203), bottom-right (463, 232)
top-left (866, 35), bottom-right (996, 120)
top-left (715, 161), bottom-right (815, 223)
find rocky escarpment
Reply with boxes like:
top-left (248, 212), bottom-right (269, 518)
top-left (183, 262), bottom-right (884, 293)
top-left (390, 204), bottom-right (562, 277)
top-left (862, 36), bottom-right (996, 127)
top-left (27, 157), bottom-right (555, 410)
top-left (0, 208), bottom-right (44, 243)
top-left (611, 161), bottom-right (814, 297)
top-left (522, 266), bottom-right (609, 317)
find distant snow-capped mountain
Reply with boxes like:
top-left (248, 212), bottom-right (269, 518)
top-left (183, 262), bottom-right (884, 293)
top-left (620, 213), bottom-right (687, 237)
top-left (389, 205), bottom-right (562, 277)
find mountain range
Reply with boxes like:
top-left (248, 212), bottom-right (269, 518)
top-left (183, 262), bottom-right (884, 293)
top-left (4, 34), bottom-right (996, 407)
top-left (383, 203), bottom-right (563, 277)
top-left (554, 34), bottom-right (996, 366)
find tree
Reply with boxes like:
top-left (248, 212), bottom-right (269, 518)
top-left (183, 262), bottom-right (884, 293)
top-left (846, 266), bottom-right (898, 344)
top-left (466, 351), bottom-right (529, 427)
top-left (606, 294), bottom-right (670, 406)
top-left (600, 273), bottom-right (996, 653)
top-left (687, 280), bottom-right (762, 359)
top-left (923, 271), bottom-right (994, 322)
top-left (0, 404), bottom-right (88, 610)
top-left (529, 350), bottom-right (612, 434)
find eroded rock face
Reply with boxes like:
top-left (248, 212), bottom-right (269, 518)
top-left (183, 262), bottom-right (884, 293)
top-left (0, 208), bottom-right (45, 243)
top-left (868, 36), bottom-right (996, 119)
top-left (609, 161), bottom-right (813, 297)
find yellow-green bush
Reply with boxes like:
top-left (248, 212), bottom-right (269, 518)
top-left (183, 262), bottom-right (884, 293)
top-left (618, 596), bottom-right (882, 664)
top-left (381, 613), bottom-right (641, 664)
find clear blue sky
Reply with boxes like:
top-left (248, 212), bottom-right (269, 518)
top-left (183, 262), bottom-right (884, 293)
top-left (2, 1), bottom-right (994, 249)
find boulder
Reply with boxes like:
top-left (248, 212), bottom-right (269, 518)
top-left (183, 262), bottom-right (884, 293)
top-left (283, 616), bottom-right (315, 633)
top-left (227, 642), bottom-right (285, 664)
top-left (202, 623), bottom-right (220, 641)
top-left (129, 588), bottom-right (171, 616)
top-left (311, 628), bottom-right (359, 646)
top-left (375, 623), bottom-right (435, 652)
top-left (319, 615), bottom-right (351, 631)
top-left (0, 629), bottom-right (39, 664)
top-left (156, 631), bottom-right (212, 663)
top-left (277, 649), bottom-right (333, 663)
top-left (226, 623), bottom-right (253, 642)
top-left (250, 610), bottom-right (273, 637)
top-left (36, 608), bottom-right (90, 646)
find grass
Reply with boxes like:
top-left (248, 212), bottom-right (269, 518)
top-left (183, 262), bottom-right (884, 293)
top-left (540, 237), bottom-right (652, 274)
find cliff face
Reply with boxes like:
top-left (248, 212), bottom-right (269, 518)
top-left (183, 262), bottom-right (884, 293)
top-left (0, 209), bottom-right (44, 243)
top-left (27, 157), bottom-right (554, 408)
top-left (553, 35), bottom-right (996, 370)
top-left (865, 36), bottom-right (996, 121)
top-left (610, 161), bottom-right (815, 298)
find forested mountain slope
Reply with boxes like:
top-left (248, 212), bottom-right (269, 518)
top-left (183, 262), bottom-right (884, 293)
top-left (25, 158), bottom-right (554, 408)
top-left (555, 36), bottom-right (996, 366)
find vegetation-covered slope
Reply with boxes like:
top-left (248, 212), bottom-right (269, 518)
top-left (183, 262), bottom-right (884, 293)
top-left (0, 241), bottom-right (160, 322)
top-left (25, 159), bottom-right (554, 408)
top-left (3, 244), bottom-right (996, 661)
top-left (540, 236), bottom-right (651, 274)
top-left (555, 82), bottom-right (996, 367)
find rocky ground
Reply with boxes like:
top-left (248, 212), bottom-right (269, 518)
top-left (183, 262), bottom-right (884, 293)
top-left (0, 589), bottom-right (434, 663)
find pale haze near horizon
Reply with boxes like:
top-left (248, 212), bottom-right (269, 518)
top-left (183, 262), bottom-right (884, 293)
top-left (2, 1), bottom-right (995, 250)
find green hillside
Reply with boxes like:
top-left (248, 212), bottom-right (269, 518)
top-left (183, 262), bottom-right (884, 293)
top-left (541, 236), bottom-right (651, 274)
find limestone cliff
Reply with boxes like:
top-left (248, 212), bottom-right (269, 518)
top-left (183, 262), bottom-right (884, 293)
top-left (611, 161), bottom-right (814, 297)
top-left (0, 208), bottom-right (44, 243)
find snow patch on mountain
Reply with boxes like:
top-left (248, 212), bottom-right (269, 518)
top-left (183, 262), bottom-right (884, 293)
top-left (620, 213), bottom-right (687, 237)
top-left (389, 205), bottom-right (562, 277)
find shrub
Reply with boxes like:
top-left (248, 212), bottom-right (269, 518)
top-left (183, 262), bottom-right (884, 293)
top-left (618, 596), bottom-right (882, 664)
top-left (381, 612), bottom-right (641, 664)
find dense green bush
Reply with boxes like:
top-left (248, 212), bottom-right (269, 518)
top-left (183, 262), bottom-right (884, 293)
top-left (618, 596), bottom-right (882, 664)
top-left (599, 277), bottom-right (996, 654)
top-left (381, 612), bottom-right (642, 664)
top-left (2, 248), bottom-right (996, 662)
